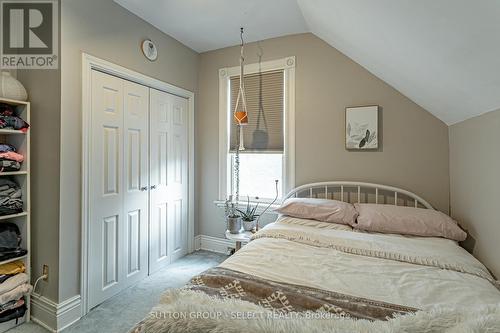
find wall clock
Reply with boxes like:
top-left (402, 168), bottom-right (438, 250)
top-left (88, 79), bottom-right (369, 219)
top-left (141, 39), bottom-right (158, 61)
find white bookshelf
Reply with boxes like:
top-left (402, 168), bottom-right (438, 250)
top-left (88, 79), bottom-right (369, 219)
top-left (0, 97), bottom-right (30, 330)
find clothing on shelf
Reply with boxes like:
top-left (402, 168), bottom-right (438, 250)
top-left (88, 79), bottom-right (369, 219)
top-left (0, 153), bottom-right (23, 163)
top-left (0, 274), bottom-right (27, 296)
top-left (0, 262), bottom-right (24, 276)
top-left (0, 179), bottom-right (23, 216)
top-left (0, 284), bottom-right (31, 306)
top-left (0, 161), bottom-right (21, 172)
top-left (0, 103), bottom-right (29, 328)
top-left (0, 261), bottom-right (25, 275)
top-left (0, 298), bottom-right (23, 314)
top-left (0, 104), bottom-right (29, 132)
top-left (0, 276), bottom-right (10, 284)
top-left (0, 144), bottom-right (23, 172)
top-left (0, 223), bottom-right (27, 262)
top-left (0, 271), bottom-right (29, 324)
top-left (0, 304), bottom-right (26, 323)
top-left (0, 145), bottom-right (15, 153)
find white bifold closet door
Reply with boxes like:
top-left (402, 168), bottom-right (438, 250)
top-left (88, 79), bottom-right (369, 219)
top-left (149, 89), bottom-right (188, 273)
top-left (88, 70), bottom-right (189, 310)
top-left (89, 70), bottom-right (149, 309)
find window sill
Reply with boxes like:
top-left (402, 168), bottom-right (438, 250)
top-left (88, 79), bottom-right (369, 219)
top-left (213, 200), bottom-right (280, 215)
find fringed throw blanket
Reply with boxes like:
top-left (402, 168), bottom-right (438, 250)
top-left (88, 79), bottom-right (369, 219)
top-left (185, 267), bottom-right (416, 321)
top-left (130, 288), bottom-right (500, 333)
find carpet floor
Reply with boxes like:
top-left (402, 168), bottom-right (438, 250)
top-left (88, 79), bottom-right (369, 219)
top-left (12, 251), bottom-right (227, 333)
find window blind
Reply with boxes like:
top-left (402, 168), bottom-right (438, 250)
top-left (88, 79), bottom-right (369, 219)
top-left (229, 70), bottom-right (284, 153)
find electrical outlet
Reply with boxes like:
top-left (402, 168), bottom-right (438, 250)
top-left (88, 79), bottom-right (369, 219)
top-left (42, 265), bottom-right (49, 281)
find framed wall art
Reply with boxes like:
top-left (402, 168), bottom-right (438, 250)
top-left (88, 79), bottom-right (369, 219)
top-left (345, 105), bottom-right (379, 150)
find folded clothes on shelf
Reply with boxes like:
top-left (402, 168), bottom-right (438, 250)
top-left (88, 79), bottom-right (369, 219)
top-left (0, 267), bottom-right (29, 325)
top-left (0, 262), bottom-right (24, 276)
top-left (0, 179), bottom-right (23, 215)
top-left (0, 273), bottom-right (28, 296)
top-left (0, 160), bottom-right (21, 172)
top-left (0, 105), bottom-right (29, 132)
top-left (0, 145), bottom-right (15, 153)
top-left (0, 223), bottom-right (27, 262)
top-left (0, 303), bottom-right (26, 323)
top-left (0, 284), bottom-right (31, 306)
top-left (0, 298), bottom-right (23, 315)
top-left (0, 153), bottom-right (23, 164)
top-left (0, 144), bottom-right (23, 172)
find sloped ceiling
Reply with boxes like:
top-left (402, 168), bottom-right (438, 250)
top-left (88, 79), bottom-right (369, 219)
top-left (114, 0), bottom-right (308, 52)
top-left (115, 0), bottom-right (500, 125)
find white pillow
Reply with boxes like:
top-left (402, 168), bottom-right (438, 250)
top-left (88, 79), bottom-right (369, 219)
top-left (275, 198), bottom-right (358, 225)
top-left (353, 204), bottom-right (467, 241)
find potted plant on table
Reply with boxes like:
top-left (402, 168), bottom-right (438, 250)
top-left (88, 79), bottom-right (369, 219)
top-left (225, 199), bottom-right (242, 234)
top-left (237, 196), bottom-right (259, 232)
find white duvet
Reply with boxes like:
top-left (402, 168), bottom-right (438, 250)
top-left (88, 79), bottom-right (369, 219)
top-left (220, 216), bottom-right (500, 311)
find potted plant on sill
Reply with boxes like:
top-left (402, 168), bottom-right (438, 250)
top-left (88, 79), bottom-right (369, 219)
top-left (237, 196), bottom-right (259, 232)
top-left (225, 199), bottom-right (242, 234)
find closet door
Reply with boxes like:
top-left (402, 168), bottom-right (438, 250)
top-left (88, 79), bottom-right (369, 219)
top-left (122, 80), bottom-right (150, 285)
top-left (88, 70), bottom-right (149, 309)
top-left (148, 89), bottom-right (171, 273)
top-left (169, 93), bottom-right (188, 262)
top-left (149, 89), bottom-right (188, 273)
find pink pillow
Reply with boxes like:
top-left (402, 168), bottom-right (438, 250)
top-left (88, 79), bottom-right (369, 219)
top-left (353, 204), bottom-right (467, 241)
top-left (275, 198), bottom-right (358, 225)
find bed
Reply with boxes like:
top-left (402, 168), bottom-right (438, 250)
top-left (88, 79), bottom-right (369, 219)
top-left (131, 182), bottom-right (500, 333)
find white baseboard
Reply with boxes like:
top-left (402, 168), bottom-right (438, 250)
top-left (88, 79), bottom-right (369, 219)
top-left (195, 235), bottom-right (235, 254)
top-left (31, 294), bottom-right (81, 332)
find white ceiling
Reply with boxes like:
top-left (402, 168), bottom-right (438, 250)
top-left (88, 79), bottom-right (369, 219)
top-left (114, 0), bottom-right (308, 52)
top-left (115, 0), bottom-right (500, 125)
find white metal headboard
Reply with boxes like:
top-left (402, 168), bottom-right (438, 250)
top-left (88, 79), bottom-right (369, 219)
top-left (283, 181), bottom-right (433, 209)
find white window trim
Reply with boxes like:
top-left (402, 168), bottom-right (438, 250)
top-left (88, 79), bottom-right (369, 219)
top-left (218, 56), bottom-right (296, 202)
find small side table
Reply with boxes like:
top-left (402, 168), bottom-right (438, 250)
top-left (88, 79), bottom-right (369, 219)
top-left (225, 230), bottom-right (252, 252)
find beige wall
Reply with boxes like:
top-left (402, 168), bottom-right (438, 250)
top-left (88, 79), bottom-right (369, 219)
top-left (197, 33), bottom-right (450, 238)
top-left (450, 109), bottom-right (500, 278)
top-left (17, 68), bottom-right (61, 301)
top-left (57, 0), bottom-right (199, 302)
top-left (16, 0), bottom-right (62, 301)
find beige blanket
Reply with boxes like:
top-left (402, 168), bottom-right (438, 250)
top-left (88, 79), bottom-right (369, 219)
top-left (130, 217), bottom-right (500, 332)
top-left (221, 217), bottom-right (500, 310)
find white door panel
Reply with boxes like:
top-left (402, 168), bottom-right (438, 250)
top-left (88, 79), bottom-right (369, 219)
top-left (89, 70), bottom-right (124, 308)
top-left (169, 94), bottom-right (188, 262)
top-left (149, 89), bottom-right (188, 272)
top-left (89, 71), bottom-right (149, 309)
top-left (123, 80), bottom-right (149, 284)
top-left (149, 89), bottom-right (171, 273)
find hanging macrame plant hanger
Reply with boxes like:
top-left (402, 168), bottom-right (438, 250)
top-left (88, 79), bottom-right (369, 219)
top-left (233, 27), bottom-right (248, 204)
top-left (233, 27), bottom-right (248, 151)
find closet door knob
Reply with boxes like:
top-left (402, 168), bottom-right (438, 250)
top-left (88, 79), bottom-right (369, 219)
top-left (140, 186), bottom-right (148, 191)
top-left (150, 185), bottom-right (157, 190)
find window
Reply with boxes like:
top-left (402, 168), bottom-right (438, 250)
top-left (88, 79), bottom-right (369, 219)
top-left (218, 57), bottom-right (295, 203)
